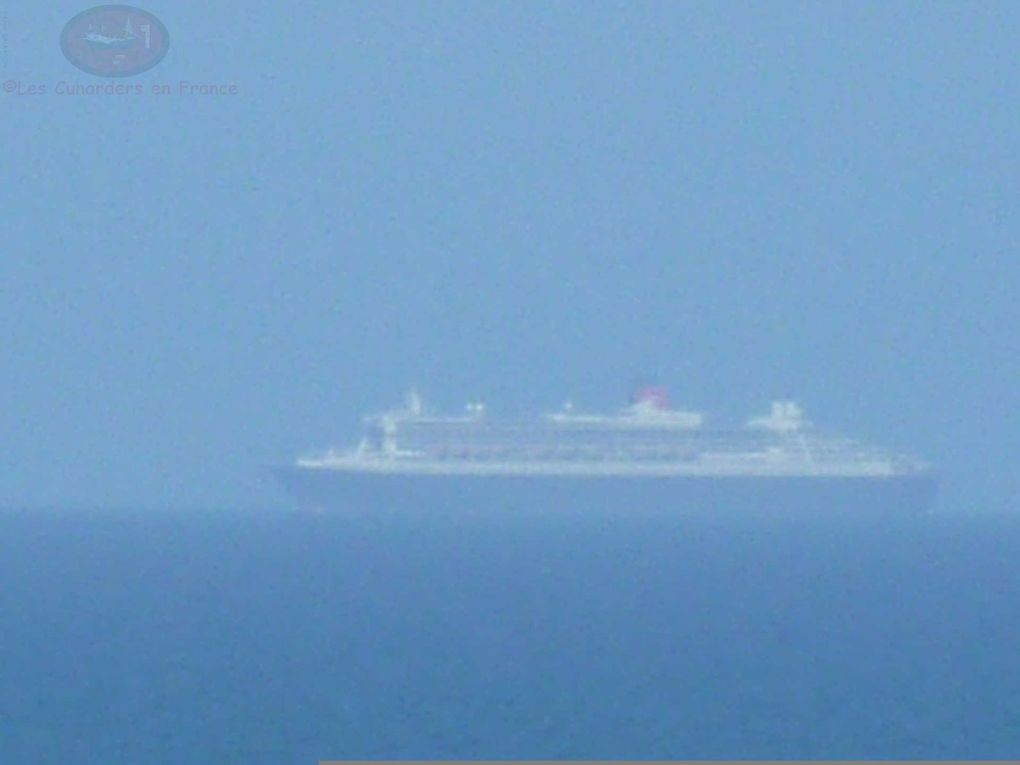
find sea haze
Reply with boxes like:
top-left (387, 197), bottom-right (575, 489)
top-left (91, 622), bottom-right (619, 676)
top-left (2, 505), bottom-right (1019, 762)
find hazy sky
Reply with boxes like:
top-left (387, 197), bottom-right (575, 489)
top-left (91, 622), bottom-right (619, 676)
top-left (1, 2), bottom-right (1017, 509)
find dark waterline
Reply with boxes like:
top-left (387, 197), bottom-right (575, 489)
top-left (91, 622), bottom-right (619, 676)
top-left (2, 506), bottom-right (1019, 762)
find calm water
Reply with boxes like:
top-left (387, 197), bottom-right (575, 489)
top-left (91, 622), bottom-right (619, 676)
top-left (2, 506), bottom-right (1019, 762)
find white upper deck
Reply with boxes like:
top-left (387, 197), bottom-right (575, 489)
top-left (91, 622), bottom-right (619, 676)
top-left (295, 390), bottom-right (931, 478)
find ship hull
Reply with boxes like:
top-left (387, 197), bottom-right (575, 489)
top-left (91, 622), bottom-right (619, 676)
top-left (272, 467), bottom-right (939, 517)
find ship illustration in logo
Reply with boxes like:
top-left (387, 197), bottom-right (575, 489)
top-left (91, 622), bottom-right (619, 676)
top-left (84, 18), bottom-right (146, 51)
top-left (61, 5), bottom-right (169, 77)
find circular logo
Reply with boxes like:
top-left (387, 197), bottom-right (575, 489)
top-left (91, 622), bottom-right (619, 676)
top-left (60, 5), bottom-right (169, 77)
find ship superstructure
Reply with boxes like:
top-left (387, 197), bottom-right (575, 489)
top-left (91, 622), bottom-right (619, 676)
top-left (295, 389), bottom-right (929, 479)
top-left (274, 389), bottom-right (936, 513)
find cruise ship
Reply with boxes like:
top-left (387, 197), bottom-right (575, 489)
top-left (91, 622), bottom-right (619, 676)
top-left (273, 388), bottom-right (938, 515)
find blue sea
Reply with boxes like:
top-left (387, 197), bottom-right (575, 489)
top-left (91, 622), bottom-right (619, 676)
top-left (2, 506), bottom-right (1019, 762)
